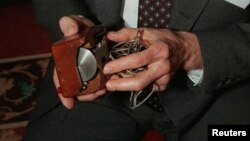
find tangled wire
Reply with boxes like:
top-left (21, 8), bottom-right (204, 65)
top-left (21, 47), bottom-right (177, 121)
top-left (109, 29), bottom-right (155, 109)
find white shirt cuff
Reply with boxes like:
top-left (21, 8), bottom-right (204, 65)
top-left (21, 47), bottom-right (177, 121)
top-left (187, 69), bottom-right (204, 86)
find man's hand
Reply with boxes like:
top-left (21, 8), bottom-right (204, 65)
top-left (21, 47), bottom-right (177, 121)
top-left (54, 16), bottom-right (107, 109)
top-left (104, 28), bottom-right (203, 92)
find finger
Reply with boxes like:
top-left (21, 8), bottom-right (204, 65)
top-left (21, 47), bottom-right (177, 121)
top-left (105, 40), bottom-right (168, 75)
top-left (104, 47), bottom-right (155, 74)
top-left (69, 15), bottom-right (95, 26)
top-left (59, 16), bottom-right (94, 37)
top-left (155, 74), bottom-right (171, 87)
top-left (153, 75), bottom-right (170, 91)
top-left (107, 28), bottom-right (137, 43)
top-left (106, 71), bottom-right (151, 91)
top-left (77, 88), bottom-right (107, 101)
top-left (53, 68), bottom-right (74, 109)
top-left (106, 60), bottom-right (170, 91)
top-left (58, 93), bottom-right (75, 109)
top-left (153, 84), bottom-right (167, 92)
top-left (59, 16), bottom-right (79, 36)
top-left (110, 74), bottom-right (121, 80)
top-left (106, 69), bottom-right (156, 92)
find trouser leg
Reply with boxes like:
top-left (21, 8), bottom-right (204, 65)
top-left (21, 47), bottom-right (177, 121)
top-left (23, 98), bottom-right (147, 141)
top-left (23, 60), bottom-right (166, 141)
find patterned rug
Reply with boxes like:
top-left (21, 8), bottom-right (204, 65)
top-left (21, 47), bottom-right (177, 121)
top-left (0, 54), bottom-right (51, 141)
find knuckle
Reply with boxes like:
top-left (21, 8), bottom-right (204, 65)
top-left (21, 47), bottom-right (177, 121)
top-left (167, 60), bottom-right (175, 72)
top-left (157, 60), bottom-right (171, 75)
top-left (121, 28), bottom-right (138, 37)
top-left (133, 76), bottom-right (152, 91)
top-left (160, 85), bottom-right (167, 91)
top-left (120, 28), bottom-right (131, 35)
top-left (133, 57), bottom-right (143, 68)
top-left (133, 82), bottom-right (145, 91)
top-left (120, 28), bottom-right (128, 32)
top-left (158, 45), bottom-right (170, 59)
top-left (160, 76), bottom-right (169, 84)
top-left (164, 61), bottom-right (172, 73)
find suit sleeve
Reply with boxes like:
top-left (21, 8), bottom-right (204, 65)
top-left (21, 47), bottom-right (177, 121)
top-left (194, 16), bottom-right (250, 94)
top-left (32, 0), bottom-right (90, 41)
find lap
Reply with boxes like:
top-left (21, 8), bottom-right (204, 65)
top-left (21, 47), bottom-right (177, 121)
top-left (23, 60), bottom-right (161, 141)
top-left (23, 92), bottom-right (158, 141)
top-left (24, 101), bottom-right (142, 141)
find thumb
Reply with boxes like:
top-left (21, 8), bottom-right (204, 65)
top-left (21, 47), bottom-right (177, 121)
top-left (53, 68), bottom-right (75, 109)
top-left (59, 16), bottom-right (79, 37)
top-left (58, 93), bottom-right (75, 109)
top-left (59, 15), bottom-right (95, 37)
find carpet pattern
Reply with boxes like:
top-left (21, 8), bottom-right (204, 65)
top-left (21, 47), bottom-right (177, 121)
top-left (0, 2), bottom-right (52, 140)
top-left (0, 54), bottom-right (51, 141)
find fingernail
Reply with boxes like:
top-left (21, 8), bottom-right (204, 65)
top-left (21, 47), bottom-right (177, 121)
top-left (65, 103), bottom-right (74, 110)
top-left (106, 81), bottom-right (113, 91)
top-left (107, 32), bottom-right (116, 39)
top-left (103, 66), bottom-right (112, 74)
top-left (66, 25), bottom-right (75, 34)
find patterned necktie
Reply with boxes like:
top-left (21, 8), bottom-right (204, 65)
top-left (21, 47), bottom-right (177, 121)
top-left (137, 0), bottom-right (173, 112)
top-left (138, 0), bottom-right (173, 28)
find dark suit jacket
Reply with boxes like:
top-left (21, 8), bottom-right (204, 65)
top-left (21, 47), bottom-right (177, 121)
top-left (29, 0), bottom-right (250, 140)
